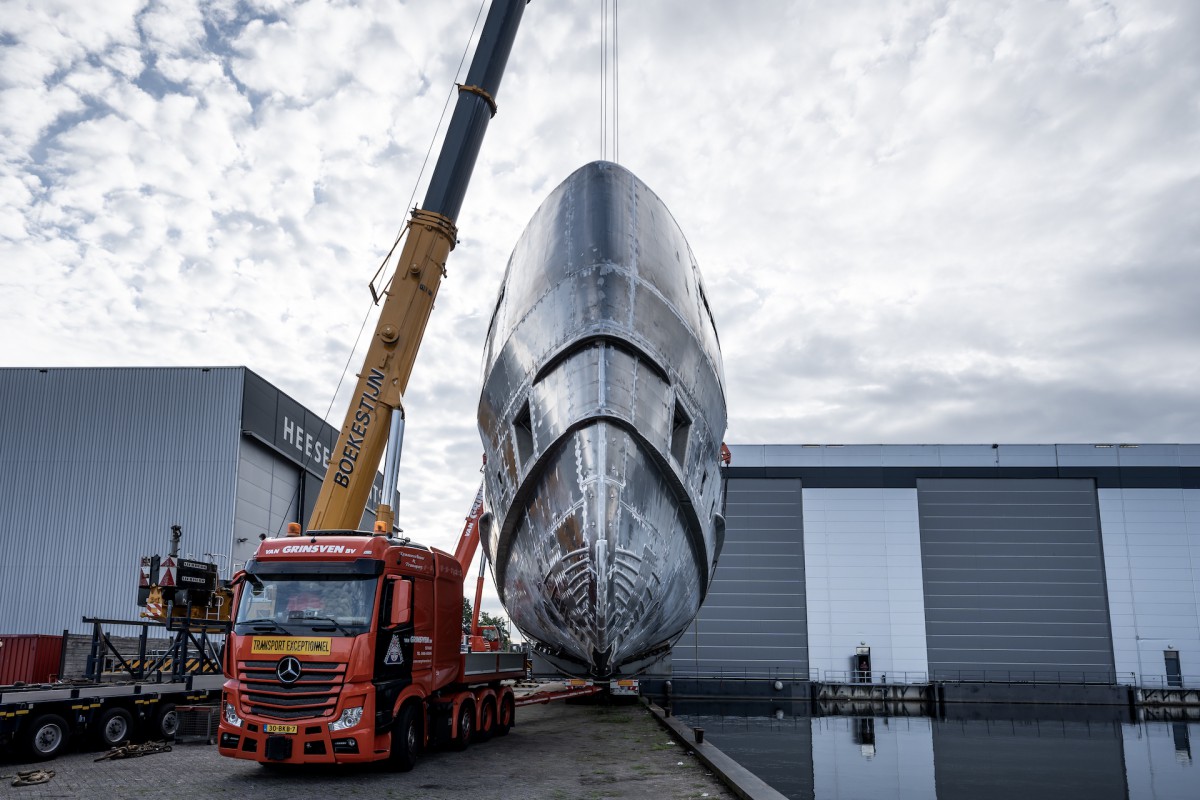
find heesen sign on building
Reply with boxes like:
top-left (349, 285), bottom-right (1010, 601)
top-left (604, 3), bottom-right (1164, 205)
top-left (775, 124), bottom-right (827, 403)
top-left (282, 415), bottom-right (332, 471)
top-left (239, 369), bottom-right (387, 509)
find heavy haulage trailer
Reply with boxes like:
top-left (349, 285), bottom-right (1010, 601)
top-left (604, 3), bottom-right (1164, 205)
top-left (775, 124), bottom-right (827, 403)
top-left (1, 617), bottom-right (224, 761)
top-left (1, 674), bottom-right (222, 761)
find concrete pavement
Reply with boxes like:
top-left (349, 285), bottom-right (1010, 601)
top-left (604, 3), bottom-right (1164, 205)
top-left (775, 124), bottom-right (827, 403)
top-left (1, 700), bottom-right (735, 800)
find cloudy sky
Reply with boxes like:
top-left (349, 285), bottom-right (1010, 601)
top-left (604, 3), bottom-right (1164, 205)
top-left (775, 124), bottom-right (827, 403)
top-left (3, 1), bottom-right (1198, 616)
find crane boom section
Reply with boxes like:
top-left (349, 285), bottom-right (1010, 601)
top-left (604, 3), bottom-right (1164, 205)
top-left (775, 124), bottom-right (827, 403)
top-left (454, 483), bottom-right (486, 570)
top-left (307, 211), bottom-right (455, 532)
top-left (306, 0), bottom-right (526, 533)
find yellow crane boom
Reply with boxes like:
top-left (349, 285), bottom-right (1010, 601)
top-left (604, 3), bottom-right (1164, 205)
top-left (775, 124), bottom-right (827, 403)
top-left (306, 0), bottom-right (527, 533)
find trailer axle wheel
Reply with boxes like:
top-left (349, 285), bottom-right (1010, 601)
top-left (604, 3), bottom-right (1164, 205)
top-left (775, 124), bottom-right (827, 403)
top-left (495, 694), bottom-right (515, 737)
top-left (94, 707), bottom-right (134, 749)
top-left (450, 702), bottom-right (473, 751)
top-left (22, 714), bottom-right (69, 761)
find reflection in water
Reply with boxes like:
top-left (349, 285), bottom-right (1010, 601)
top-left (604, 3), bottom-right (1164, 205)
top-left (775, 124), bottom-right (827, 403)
top-left (1172, 723), bottom-right (1190, 763)
top-left (672, 701), bottom-right (1200, 800)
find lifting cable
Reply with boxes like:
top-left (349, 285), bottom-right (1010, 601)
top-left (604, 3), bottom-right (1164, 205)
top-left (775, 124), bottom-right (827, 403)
top-left (600, 0), bottom-right (619, 163)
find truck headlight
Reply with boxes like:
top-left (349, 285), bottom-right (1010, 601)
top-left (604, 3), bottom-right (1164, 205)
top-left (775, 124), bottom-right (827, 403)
top-left (223, 701), bottom-right (243, 728)
top-left (328, 706), bottom-right (363, 732)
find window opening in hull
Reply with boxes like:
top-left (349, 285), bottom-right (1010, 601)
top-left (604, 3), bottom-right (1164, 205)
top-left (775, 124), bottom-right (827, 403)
top-left (513, 401), bottom-right (534, 467)
top-left (671, 400), bottom-right (691, 466)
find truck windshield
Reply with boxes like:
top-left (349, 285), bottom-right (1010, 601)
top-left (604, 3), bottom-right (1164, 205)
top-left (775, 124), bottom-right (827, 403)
top-left (234, 575), bottom-right (376, 636)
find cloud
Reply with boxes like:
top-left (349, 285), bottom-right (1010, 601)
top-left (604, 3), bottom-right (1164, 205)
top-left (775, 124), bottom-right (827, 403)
top-left (2, 0), bottom-right (1198, 585)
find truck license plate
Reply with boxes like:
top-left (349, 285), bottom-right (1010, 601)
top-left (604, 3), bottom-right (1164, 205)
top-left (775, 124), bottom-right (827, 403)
top-left (265, 724), bottom-right (297, 734)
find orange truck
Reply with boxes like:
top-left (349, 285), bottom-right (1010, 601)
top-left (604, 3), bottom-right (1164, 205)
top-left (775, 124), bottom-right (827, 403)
top-left (217, 530), bottom-right (523, 770)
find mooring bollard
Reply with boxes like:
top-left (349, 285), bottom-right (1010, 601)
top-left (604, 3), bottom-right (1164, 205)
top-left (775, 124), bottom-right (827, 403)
top-left (693, 727), bottom-right (705, 744)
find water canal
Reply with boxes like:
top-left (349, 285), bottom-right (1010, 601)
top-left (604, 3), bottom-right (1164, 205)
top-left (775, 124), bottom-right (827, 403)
top-left (673, 701), bottom-right (1198, 800)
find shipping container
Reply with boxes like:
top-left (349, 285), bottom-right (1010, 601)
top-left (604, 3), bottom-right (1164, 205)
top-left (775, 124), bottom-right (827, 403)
top-left (0, 634), bottom-right (64, 686)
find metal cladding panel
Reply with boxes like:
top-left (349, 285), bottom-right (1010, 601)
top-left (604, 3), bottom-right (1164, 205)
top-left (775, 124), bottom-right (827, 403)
top-left (732, 443), bottom-right (1193, 474)
top-left (917, 478), bottom-right (1116, 681)
top-left (241, 368), bottom-right (335, 478)
top-left (804, 488), bottom-right (929, 682)
top-left (1099, 488), bottom-right (1200, 685)
top-left (0, 367), bottom-right (242, 636)
top-left (240, 368), bottom-right (386, 528)
top-left (478, 161), bottom-right (727, 676)
top-left (931, 718), bottom-right (1125, 800)
top-left (673, 478), bottom-right (806, 677)
top-left (232, 438), bottom-right (301, 573)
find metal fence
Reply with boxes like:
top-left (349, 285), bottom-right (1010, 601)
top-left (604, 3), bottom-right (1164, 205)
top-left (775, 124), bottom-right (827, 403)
top-left (664, 666), bottom-right (1200, 690)
top-left (821, 670), bottom-right (928, 685)
top-left (927, 669), bottom-right (1119, 685)
top-left (667, 665), bottom-right (820, 682)
top-left (1137, 674), bottom-right (1200, 690)
top-left (83, 617), bottom-right (226, 683)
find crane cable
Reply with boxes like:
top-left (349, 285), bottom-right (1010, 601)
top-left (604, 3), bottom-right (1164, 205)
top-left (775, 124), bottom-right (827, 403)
top-left (600, 0), bottom-right (619, 163)
top-left (272, 1), bottom-right (490, 539)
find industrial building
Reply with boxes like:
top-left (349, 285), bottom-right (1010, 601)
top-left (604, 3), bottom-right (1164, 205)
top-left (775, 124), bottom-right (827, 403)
top-left (2, 369), bottom-right (1197, 690)
top-left (673, 444), bottom-right (1200, 688)
top-left (0, 367), bottom-right (383, 635)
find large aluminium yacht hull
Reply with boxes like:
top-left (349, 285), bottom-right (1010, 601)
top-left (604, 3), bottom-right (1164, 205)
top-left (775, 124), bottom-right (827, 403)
top-left (478, 161), bottom-right (727, 676)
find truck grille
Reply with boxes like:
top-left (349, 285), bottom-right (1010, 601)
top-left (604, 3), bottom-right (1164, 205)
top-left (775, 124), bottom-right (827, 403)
top-left (237, 660), bottom-right (347, 720)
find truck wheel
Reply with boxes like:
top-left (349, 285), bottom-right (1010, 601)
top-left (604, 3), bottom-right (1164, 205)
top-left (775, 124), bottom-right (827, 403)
top-left (494, 694), bottom-right (515, 736)
top-left (450, 702), bottom-right (473, 751)
top-left (95, 707), bottom-right (135, 748)
top-left (151, 703), bottom-right (179, 740)
top-left (474, 699), bottom-right (495, 743)
top-left (22, 713), bottom-right (70, 761)
top-left (390, 704), bottom-right (421, 772)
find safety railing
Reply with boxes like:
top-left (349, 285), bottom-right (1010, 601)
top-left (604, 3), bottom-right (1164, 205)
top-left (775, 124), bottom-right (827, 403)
top-left (820, 670), bottom-right (928, 685)
top-left (83, 616), bottom-right (226, 683)
top-left (664, 666), bottom-right (1199, 690)
top-left (1137, 674), bottom-right (1200, 690)
top-left (667, 665), bottom-right (821, 682)
top-left (928, 669), bottom-right (1118, 685)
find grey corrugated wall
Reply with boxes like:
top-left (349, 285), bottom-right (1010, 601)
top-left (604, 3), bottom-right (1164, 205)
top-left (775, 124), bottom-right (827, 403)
top-left (917, 478), bottom-right (1115, 681)
top-left (674, 477), bottom-right (808, 677)
top-left (0, 367), bottom-right (242, 636)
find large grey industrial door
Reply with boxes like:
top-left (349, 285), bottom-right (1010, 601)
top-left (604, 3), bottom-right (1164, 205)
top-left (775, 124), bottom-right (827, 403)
top-left (674, 477), bottom-right (808, 677)
top-left (917, 478), bottom-right (1115, 682)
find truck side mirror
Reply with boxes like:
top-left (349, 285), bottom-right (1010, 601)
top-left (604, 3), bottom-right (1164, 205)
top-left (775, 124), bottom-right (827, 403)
top-left (390, 580), bottom-right (411, 626)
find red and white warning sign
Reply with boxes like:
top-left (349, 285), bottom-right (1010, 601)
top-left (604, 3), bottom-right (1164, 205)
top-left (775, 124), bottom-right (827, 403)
top-left (139, 557), bottom-right (151, 587)
top-left (159, 556), bottom-right (176, 587)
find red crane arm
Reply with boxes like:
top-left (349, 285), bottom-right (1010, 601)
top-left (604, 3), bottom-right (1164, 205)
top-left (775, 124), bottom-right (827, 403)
top-left (454, 482), bottom-right (486, 573)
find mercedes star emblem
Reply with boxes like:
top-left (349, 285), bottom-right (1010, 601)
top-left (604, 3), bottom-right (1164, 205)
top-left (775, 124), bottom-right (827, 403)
top-left (276, 656), bottom-right (302, 684)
